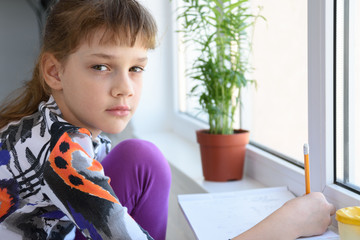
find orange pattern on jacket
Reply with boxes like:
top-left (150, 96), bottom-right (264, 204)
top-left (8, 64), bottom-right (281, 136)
top-left (0, 187), bottom-right (13, 218)
top-left (48, 131), bottom-right (119, 204)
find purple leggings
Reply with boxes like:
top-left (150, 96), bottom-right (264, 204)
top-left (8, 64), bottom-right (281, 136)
top-left (75, 139), bottom-right (172, 240)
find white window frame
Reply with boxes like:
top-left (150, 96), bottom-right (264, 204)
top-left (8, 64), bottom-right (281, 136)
top-left (169, 0), bottom-right (360, 209)
top-left (334, 0), bottom-right (360, 194)
top-left (309, 0), bottom-right (360, 208)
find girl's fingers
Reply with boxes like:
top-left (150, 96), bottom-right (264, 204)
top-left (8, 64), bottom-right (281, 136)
top-left (329, 204), bottom-right (336, 216)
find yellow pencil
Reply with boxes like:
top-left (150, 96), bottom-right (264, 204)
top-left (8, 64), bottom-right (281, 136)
top-left (304, 143), bottom-right (310, 194)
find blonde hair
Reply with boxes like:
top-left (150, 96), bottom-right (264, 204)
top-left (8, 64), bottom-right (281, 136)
top-left (0, 0), bottom-right (157, 129)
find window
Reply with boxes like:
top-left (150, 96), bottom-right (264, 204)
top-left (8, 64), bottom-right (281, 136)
top-left (335, 0), bottom-right (360, 192)
top-left (177, 0), bottom-right (308, 166)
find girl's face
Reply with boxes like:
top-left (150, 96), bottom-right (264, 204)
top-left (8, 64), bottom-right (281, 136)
top-left (54, 31), bottom-right (148, 138)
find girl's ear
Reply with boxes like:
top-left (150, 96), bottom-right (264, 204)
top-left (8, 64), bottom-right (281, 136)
top-left (42, 53), bottom-right (63, 90)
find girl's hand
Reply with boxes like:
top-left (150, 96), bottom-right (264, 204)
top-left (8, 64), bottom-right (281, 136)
top-left (282, 192), bottom-right (336, 238)
top-left (233, 192), bottom-right (335, 240)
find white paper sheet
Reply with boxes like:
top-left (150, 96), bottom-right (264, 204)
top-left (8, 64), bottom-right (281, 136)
top-left (178, 187), bottom-right (339, 240)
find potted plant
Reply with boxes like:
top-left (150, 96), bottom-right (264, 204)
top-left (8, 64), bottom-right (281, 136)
top-left (176, 0), bottom-right (262, 181)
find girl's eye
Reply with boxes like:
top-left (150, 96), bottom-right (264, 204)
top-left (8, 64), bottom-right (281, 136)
top-left (129, 66), bottom-right (144, 73)
top-left (91, 65), bottom-right (109, 71)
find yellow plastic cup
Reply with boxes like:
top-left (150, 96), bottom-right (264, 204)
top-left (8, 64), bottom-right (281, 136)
top-left (336, 206), bottom-right (360, 240)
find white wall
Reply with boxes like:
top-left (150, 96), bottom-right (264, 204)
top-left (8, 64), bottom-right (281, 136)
top-left (131, 0), bottom-right (175, 136)
top-left (0, 0), bottom-right (40, 103)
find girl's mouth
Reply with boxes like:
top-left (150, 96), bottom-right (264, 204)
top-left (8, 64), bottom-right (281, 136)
top-left (106, 105), bottom-right (131, 117)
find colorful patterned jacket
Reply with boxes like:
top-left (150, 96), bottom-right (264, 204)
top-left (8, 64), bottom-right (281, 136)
top-left (0, 96), bottom-right (152, 240)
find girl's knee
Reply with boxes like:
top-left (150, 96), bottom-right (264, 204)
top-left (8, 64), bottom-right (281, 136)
top-left (113, 139), bottom-right (163, 162)
top-left (111, 139), bottom-right (171, 181)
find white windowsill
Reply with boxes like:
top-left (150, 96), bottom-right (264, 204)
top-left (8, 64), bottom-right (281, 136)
top-left (134, 128), bottom-right (358, 203)
top-left (134, 130), bottom-right (268, 193)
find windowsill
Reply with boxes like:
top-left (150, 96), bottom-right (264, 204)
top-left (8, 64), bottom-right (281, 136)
top-left (134, 130), bottom-right (266, 193)
top-left (134, 127), bottom-right (358, 204)
top-left (150, 112), bottom-right (308, 196)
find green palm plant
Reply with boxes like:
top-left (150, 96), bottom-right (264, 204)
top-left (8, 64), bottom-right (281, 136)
top-left (177, 0), bottom-right (262, 134)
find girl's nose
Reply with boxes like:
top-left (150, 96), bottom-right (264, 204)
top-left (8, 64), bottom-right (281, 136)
top-left (111, 72), bottom-right (134, 97)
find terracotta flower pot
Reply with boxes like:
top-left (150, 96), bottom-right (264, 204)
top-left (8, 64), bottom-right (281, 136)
top-left (196, 129), bottom-right (250, 182)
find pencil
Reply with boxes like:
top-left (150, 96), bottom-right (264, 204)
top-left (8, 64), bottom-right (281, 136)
top-left (304, 143), bottom-right (310, 194)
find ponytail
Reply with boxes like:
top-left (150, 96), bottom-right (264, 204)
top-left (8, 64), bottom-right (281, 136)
top-left (0, 58), bottom-right (50, 129)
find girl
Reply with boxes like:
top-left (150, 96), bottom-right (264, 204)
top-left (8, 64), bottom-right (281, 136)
top-left (0, 0), bottom-right (171, 239)
top-left (0, 0), bottom-right (335, 240)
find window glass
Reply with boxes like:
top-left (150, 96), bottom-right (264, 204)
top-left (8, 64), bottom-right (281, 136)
top-left (247, 0), bottom-right (308, 165)
top-left (177, 25), bottom-right (209, 123)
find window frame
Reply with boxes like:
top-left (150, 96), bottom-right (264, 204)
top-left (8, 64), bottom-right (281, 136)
top-left (170, 0), bottom-right (360, 209)
top-left (307, 0), bottom-right (335, 195)
top-left (334, 0), bottom-right (360, 195)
